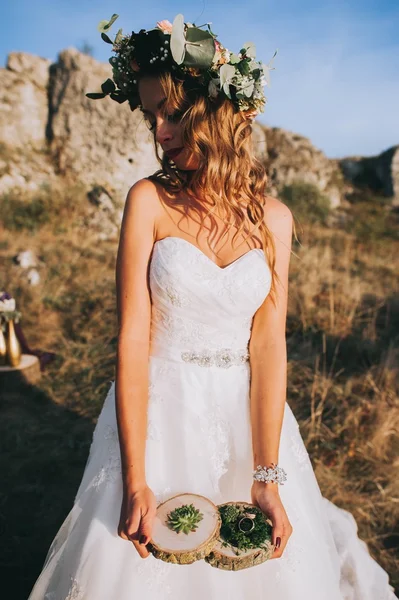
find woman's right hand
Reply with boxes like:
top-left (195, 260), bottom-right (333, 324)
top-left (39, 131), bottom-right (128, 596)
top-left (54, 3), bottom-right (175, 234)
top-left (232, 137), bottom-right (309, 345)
top-left (118, 484), bottom-right (158, 558)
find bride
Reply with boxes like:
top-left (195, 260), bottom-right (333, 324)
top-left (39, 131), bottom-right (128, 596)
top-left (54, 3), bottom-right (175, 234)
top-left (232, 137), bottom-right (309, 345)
top-left (28, 14), bottom-right (397, 600)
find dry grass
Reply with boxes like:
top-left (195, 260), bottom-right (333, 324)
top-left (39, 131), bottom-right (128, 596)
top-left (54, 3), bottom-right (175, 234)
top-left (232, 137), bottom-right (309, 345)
top-left (0, 186), bottom-right (398, 598)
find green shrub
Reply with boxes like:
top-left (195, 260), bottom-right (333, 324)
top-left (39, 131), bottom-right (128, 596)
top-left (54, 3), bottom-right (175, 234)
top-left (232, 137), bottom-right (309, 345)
top-left (1, 193), bottom-right (52, 232)
top-left (0, 182), bottom-right (90, 234)
top-left (344, 201), bottom-right (398, 242)
top-left (280, 181), bottom-right (331, 225)
top-left (346, 188), bottom-right (392, 206)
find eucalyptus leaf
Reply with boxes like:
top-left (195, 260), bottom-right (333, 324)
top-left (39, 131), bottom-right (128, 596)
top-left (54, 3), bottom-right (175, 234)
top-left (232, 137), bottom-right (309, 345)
top-left (242, 82), bottom-right (254, 97)
top-left (262, 49), bottom-right (278, 86)
top-left (238, 60), bottom-right (251, 76)
top-left (184, 27), bottom-right (216, 68)
top-left (229, 53), bottom-right (241, 65)
top-left (101, 78), bottom-right (116, 95)
top-left (97, 20), bottom-right (109, 33)
top-left (85, 92), bottom-right (107, 99)
top-left (223, 81), bottom-right (232, 98)
top-left (262, 65), bottom-right (271, 87)
top-left (97, 14), bottom-right (119, 33)
top-left (219, 63), bottom-right (236, 87)
top-left (207, 23), bottom-right (218, 37)
top-left (101, 33), bottom-right (113, 44)
top-left (115, 28), bottom-right (123, 45)
top-left (170, 14), bottom-right (186, 65)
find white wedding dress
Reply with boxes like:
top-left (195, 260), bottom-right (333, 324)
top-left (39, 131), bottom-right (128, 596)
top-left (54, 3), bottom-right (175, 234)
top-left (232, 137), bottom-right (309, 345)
top-left (29, 236), bottom-right (397, 600)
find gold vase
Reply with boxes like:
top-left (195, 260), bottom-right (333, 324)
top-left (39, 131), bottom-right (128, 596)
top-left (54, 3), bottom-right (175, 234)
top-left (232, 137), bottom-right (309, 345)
top-left (0, 325), bottom-right (6, 365)
top-left (6, 319), bottom-right (22, 367)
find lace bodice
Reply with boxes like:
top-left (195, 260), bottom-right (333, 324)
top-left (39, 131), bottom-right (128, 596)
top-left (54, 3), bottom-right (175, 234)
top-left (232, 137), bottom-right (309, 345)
top-left (149, 237), bottom-right (272, 357)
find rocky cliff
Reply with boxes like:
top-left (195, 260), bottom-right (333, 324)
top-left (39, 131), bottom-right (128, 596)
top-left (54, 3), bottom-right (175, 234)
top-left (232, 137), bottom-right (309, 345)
top-left (1, 48), bottom-right (397, 210)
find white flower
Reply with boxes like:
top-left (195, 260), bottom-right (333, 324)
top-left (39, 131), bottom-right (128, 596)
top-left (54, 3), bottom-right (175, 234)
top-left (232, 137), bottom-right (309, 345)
top-left (219, 63), bottom-right (236, 98)
top-left (242, 42), bottom-right (256, 59)
top-left (0, 298), bottom-right (16, 312)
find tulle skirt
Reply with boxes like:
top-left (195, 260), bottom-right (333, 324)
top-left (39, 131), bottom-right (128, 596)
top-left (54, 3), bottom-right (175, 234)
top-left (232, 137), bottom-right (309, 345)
top-left (28, 356), bottom-right (397, 599)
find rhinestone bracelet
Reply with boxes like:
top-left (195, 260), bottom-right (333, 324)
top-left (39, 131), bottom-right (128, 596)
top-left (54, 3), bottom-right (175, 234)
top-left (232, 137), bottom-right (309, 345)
top-left (253, 463), bottom-right (287, 485)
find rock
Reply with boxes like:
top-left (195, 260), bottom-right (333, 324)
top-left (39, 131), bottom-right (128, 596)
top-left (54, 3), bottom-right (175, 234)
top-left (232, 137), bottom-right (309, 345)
top-left (339, 145), bottom-right (399, 205)
top-left (84, 209), bottom-right (119, 242)
top-left (251, 122), bottom-right (268, 163)
top-left (262, 126), bottom-right (344, 208)
top-left (87, 186), bottom-right (115, 213)
top-left (47, 48), bottom-right (159, 200)
top-left (0, 52), bottom-right (51, 149)
top-left (13, 250), bottom-right (38, 269)
top-left (12, 252), bottom-right (41, 286)
top-left (0, 149), bottom-right (56, 196)
top-left (85, 185), bottom-right (120, 240)
top-left (27, 269), bottom-right (41, 286)
top-left (0, 52), bottom-right (58, 196)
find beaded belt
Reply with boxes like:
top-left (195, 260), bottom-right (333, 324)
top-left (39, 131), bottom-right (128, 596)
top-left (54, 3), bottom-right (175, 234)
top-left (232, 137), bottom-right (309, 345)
top-left (181, 348), bottom-right (249, 368)
top-left (150, 340), bottom-right (250, 368)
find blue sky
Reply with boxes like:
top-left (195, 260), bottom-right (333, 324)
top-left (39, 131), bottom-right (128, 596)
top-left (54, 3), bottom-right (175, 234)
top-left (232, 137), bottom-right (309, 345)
top-left (3, 0), bottom-right (398, 158)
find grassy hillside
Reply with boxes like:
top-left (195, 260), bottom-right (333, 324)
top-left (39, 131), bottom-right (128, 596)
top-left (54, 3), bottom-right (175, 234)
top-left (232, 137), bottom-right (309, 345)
top-left (1, 182), bottom-right (398, 598)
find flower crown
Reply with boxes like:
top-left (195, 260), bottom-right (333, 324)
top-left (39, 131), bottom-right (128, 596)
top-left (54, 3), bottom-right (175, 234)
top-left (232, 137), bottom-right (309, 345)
top-left (86, 13), bottom-right (277, 120)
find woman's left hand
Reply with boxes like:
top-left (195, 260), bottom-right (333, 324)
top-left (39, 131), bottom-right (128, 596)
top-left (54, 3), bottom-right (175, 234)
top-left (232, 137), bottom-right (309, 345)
top-left (251, 481), bottom-right (293, 559)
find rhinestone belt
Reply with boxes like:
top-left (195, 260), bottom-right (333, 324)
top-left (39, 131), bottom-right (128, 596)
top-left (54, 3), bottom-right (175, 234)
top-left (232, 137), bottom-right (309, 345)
top-left (149, 340), bottom-right (250, 368)
top-left (181, 348), bottom-right (249, 368)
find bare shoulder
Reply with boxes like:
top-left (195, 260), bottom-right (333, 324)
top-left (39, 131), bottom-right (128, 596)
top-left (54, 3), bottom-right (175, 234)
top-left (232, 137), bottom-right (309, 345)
top-left (263, 195), bottom-right (293, 238)
top-left (125, 177), bottom-right (162, 212)
top-left (122, 178), bottom-right (165, 235)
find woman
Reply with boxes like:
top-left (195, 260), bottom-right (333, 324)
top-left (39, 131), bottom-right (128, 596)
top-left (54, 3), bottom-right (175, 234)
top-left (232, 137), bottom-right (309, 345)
top-left (28, 15), bottom-right (397, 600)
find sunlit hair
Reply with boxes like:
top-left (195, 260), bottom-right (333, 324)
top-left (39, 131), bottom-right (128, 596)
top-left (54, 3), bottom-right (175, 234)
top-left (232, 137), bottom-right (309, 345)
top-left (141, 70), bottom-right (278, 299)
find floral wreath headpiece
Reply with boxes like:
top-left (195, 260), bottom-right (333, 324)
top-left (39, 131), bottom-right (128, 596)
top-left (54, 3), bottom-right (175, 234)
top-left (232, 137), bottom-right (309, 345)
top-left (86, 13), bottom-right (277, 120)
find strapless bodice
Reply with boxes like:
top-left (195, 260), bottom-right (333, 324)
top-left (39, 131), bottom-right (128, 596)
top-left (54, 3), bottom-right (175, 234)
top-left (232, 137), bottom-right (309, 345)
top-left (148, 236), bottom-right (272, 363)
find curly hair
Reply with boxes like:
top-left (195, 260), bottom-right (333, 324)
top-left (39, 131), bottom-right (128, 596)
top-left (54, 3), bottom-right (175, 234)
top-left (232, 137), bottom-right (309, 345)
top-left (140, 70), bottom-right (277, 298)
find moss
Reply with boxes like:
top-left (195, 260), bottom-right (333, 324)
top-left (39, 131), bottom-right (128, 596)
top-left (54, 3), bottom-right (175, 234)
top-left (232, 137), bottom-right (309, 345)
top-left (218, 504), bottom-right (272, 555)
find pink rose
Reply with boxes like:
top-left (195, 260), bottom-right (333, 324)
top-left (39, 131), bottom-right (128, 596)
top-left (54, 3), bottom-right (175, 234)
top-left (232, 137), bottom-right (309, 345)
top-left (156, 20), bottom-right (173, 34)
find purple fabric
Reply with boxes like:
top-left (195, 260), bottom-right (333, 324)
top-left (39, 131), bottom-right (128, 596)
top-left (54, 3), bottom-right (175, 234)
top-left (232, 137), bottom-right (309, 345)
top-left (14, 321), bottom-right (57, 372)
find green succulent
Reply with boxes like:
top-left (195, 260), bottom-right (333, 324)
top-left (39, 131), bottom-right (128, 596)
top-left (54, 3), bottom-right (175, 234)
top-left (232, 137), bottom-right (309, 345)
top-left (166, 503), bottom-right (204, 535)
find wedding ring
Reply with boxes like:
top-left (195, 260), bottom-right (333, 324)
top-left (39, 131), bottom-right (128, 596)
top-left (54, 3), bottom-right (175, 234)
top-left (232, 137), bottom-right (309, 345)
top-left (238, 516), bottom-right (255, 533)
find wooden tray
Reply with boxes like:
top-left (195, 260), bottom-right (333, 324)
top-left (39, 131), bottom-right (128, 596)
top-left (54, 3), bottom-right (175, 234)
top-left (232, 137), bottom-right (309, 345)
top-left (204, 501), bottom-right (275, 571)
top-left (148, 492), bottom-right (222, 565)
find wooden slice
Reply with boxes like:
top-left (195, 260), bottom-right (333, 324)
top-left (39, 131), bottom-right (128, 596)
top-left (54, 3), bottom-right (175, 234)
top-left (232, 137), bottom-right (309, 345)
top-left (148, 493), bottom-right (221, 565)
top-left (205, 501), bottom-right (275, 571)
top-left (0, 354), bottom-right (41, 391)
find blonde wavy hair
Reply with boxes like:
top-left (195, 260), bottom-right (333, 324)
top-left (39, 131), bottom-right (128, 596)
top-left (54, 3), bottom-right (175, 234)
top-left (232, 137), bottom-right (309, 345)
top-left (141, 70), bottom-right (277, 299)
